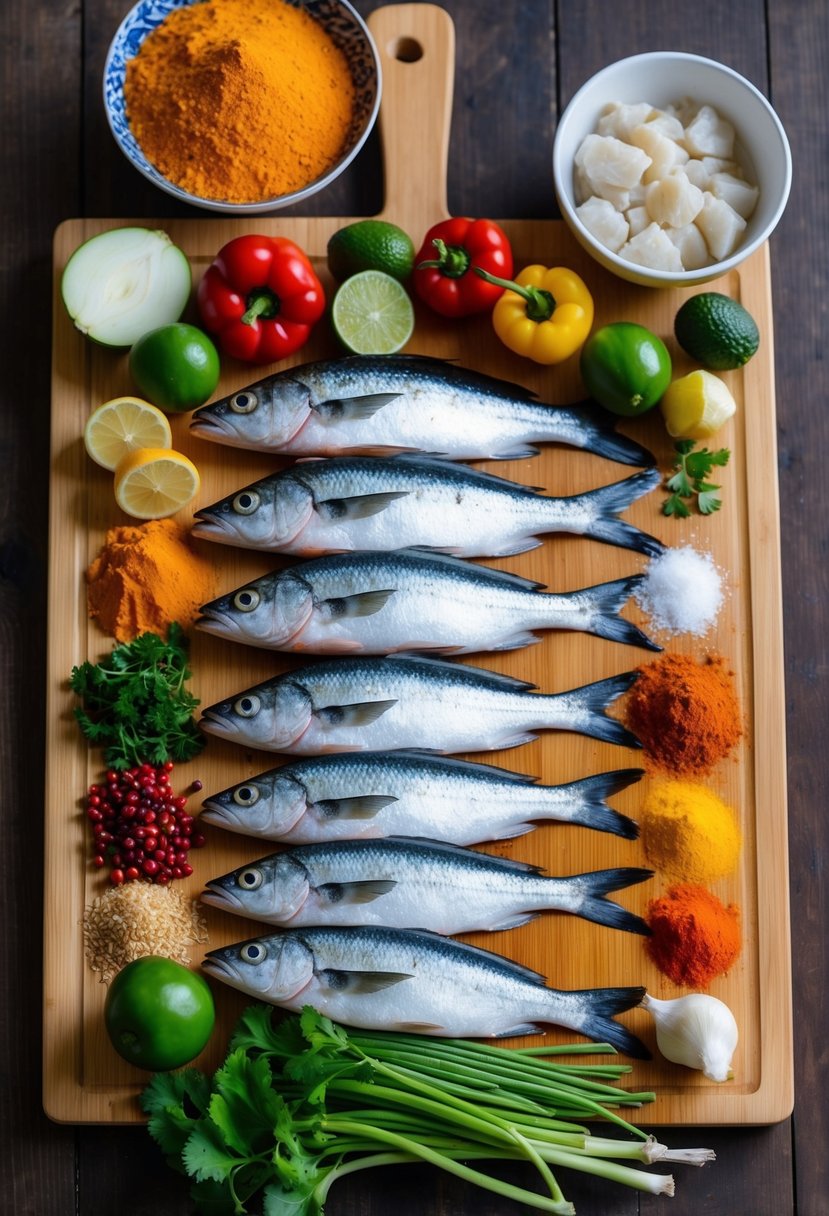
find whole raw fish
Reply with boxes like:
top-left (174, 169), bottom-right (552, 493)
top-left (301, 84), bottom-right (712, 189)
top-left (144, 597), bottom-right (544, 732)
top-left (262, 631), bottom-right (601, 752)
top-left (202, 924), bottom-right (649, 1056)
top-left (198, 654), bottom-right (642, 755)
top-left (200, 754), bottom-right (643, 844)
top-left (189, 353), bottom-right (654, 467)
top-left (202, 836), bottom-right (653, 936)
top-left (191, 455), bottom-right (664, 559)
top-left (196, 549), bottom-right (659, 655)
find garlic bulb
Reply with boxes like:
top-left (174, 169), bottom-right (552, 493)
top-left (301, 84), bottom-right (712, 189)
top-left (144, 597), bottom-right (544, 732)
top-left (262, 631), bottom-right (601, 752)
top-left (641, 992), bottom-right (738, 1082)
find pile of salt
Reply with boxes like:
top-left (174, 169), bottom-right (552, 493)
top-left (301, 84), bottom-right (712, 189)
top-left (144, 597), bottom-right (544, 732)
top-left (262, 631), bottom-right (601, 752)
top-left (634, 545), bottom-right (724, 637)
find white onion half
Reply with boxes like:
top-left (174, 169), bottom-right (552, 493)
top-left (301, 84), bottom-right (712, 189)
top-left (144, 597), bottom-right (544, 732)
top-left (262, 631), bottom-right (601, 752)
top-left (61, 227), bottom-right (191, 348)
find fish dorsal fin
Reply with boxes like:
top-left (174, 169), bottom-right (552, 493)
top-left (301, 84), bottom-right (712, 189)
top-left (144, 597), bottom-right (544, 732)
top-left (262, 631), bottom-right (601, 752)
top-left (389, 548), bottom-right (547, 592)
top-left (394, 654), bottom-right (537, 692)
top-left (403, 926), bottom-right (550, 987)
top-left (316, 491), bottom-right (410, 521)
top-left (382, 453), bottom-right (544, 494)
top-left (357, 352), bottom-right (540, 403)
top-left (318, 880), bottom-right (397, 904)
top-left (319, 968), bottom-right (412, 994)
top-left (316, 700), bottom-right (397, 728)
top-left (322, 589), bottom-right (396, 618)
top-left (314, 393), bottom-right (402, 422)
top-left (315, 794), bottom-right (398, 820)
top-left (384, 836), bottom-right (544, 875)
top-left (386, 751), bottom-right (540, 785)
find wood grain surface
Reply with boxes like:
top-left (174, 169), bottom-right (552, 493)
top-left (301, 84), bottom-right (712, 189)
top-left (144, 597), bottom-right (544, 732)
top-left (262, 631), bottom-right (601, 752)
top-left (3, 0), bottom-right (826, 1213)
top-left (44, 4), bottom-right (792, 1131)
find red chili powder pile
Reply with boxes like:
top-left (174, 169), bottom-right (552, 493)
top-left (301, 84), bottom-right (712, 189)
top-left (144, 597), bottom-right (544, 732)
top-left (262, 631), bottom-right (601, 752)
top-left (646, 882), bottom-right (742, 988)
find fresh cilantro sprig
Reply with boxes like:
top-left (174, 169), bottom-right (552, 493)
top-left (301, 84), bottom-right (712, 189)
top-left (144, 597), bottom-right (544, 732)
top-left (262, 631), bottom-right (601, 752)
top-left (662, 439), bottom-right (731, 517)
top-left (69, 623), bottom-right (204, 769)
top-left (139, 1004), bottom-right (712, 1216)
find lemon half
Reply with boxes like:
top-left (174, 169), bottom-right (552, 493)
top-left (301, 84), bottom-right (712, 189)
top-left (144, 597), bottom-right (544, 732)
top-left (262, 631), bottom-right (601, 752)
top-left (114, 447), bottom-right (200, 520)
top-left (660, 369), bottom-right (737, 439)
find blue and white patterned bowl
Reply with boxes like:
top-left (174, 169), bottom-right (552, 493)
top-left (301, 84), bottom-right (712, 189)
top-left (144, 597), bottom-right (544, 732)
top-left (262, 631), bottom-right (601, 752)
top-left (104, 0), bottom-right (381, 214)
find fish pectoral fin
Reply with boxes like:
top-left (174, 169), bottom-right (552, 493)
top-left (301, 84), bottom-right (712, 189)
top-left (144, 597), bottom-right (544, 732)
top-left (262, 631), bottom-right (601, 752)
top-left (319, 968), bottom-right (413, 994)
top-left (318, 880), bottom-right (397, 905)
top-left (323, 589), bottom-right (396, 619)
top-left (317, 491), bottom-right (410, 521)
top-left (316, 699), bottom-right (398, 728)
top-left (315, 794), bottom-right (398, 820)
top-left (314, 393), bottom-right (402, 422)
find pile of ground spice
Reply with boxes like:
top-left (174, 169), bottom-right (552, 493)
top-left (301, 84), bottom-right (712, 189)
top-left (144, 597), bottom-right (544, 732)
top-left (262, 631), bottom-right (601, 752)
top-left (86, 518), bottom-right (215, 643)
top-left (646, 883), bottom-right (741, 988)
top-left (124, 0), bottom-right (356, 203)
top-left (641, 779), bottom-right (742, 883)
top-left (625, 653), bottom-right (743, 775)
top-left (83, 883), bottom-right (208, 983)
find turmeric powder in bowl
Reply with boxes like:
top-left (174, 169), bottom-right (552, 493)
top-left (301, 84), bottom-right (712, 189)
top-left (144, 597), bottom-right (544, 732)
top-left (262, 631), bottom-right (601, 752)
top-left (123, 0), bottom-right (358, 205)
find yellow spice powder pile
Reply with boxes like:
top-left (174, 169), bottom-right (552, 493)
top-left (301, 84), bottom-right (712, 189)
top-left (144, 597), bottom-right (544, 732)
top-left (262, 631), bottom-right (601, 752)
top-left (641, 779), bottom-right (742, 884)
top-left (124, 0), bottom-right (356, 203)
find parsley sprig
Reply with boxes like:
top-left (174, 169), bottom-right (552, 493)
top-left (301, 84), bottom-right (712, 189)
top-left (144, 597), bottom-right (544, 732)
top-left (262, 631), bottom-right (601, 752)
top-left (69, 623), bottom-right (204, 769)
top-left (662, 439), bottom-right (731, 517)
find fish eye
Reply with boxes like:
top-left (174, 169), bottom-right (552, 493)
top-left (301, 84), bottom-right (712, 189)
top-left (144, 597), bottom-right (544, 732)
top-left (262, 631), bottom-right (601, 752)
top-left (236, 867), bottom-right (264, 891)
top-left (240, 942), bottom-right (267, 964)
top-left (234, 694), bottom-right (261, 718)
top-left (233, 588), bottom-right (261, 613)
top-left (232, 490), bottom-right (260, 515)
top-left (233, 784), bottom-right (260, 806)
top-left (230, 391), bottom-right (258, 415)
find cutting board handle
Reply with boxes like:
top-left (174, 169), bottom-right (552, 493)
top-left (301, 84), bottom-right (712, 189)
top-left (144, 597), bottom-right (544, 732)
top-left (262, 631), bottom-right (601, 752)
top-left (368, 3), bottom-right (454, 234)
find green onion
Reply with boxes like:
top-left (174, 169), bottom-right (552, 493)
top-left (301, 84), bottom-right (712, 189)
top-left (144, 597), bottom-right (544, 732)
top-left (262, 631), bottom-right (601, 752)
top-left (141, 1004), bottom-right (715, 1214)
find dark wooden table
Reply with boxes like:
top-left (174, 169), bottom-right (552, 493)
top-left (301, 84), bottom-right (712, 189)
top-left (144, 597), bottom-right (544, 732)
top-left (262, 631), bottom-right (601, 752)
top-left (3, 0), bottom-right (825, 1212)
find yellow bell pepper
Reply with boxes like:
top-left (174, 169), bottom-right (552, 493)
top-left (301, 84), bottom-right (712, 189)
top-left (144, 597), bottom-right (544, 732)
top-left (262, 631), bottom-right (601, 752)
top-left (476, 264), bottom-right (594, 365)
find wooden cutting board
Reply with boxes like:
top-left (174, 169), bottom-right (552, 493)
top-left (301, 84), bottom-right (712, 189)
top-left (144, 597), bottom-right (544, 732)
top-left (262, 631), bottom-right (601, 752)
top-left (44, 3), bottom-right (792, 1125)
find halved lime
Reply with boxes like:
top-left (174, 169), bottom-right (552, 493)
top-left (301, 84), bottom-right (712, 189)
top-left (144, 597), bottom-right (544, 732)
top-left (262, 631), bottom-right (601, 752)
top-left (327, 220), bottom-right (415, 282)
top-left (331, 270), bottom-right (415, 355)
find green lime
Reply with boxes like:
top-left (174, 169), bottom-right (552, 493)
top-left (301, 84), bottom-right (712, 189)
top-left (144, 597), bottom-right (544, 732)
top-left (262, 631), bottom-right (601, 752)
top-left (327, 220), bottom-right (416, 283)
top-left (104, 956), bottom-right (215, 1071)
top-left (580, 322), bottom-right (672, 417)
top-left (674, 292), bottom-right (760, 370)
top-left (129, 322), bottom-right (220, 413)
top-left (331, 270), bottom-right (415, 354)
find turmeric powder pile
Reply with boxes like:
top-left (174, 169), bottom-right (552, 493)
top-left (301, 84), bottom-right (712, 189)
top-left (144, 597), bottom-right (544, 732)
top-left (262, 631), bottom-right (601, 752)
top-left (641, 779), bottom-right (742, 884)
top-left (124, 0), bottom-right (356, 203)
top-left (86, 519), bottom-right (216, 642)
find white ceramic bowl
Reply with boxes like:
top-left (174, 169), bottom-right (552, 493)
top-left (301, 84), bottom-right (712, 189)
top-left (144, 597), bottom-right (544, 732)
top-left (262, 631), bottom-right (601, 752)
top-left (104, 0), bottom-right (381, 215)
top-left (553, 52), bottom-right (792, 287)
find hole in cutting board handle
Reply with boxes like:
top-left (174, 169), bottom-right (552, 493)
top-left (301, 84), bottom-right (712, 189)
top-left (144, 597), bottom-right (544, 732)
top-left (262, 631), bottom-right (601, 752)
top-left (389, 36), bottom-right (423, 63)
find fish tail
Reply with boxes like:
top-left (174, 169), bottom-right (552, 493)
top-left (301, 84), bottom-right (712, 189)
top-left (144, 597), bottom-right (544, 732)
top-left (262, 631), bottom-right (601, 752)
top-left (568, 402), bottom-right (657, 468)
top-left (577, 468), bottom-right (665, 557)
top-left (566, 866), bottom-right (653, 935)
top-left (544, 671), bottom-right (642, 749)
top-left (562, 574), bottom-right (661, 651)
top-left (550, 986), bottom-right (650, 1058)
top-left (557, 769), bottom-right (643, 839)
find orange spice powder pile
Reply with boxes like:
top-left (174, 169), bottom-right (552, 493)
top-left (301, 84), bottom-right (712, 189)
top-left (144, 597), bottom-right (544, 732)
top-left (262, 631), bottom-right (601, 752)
top-left (625, 652), bottom-right (743, 776)
top-left (124, 0), bottom-right (356, 203)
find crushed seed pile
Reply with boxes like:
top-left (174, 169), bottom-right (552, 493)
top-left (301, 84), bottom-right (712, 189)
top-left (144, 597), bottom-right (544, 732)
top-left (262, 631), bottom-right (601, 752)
top-left (83, 882), bottom-right (208, 983)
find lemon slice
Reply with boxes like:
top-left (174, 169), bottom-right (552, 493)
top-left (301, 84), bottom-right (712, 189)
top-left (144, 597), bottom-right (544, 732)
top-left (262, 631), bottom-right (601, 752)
top-left (331, 269), bottom-right (415, 354)
top-left (84, 396), bottom-right (173, 470)
top-left (114, 448), bottom-right (200, 519)
top-left (659, 369), bottom-right (737, 439)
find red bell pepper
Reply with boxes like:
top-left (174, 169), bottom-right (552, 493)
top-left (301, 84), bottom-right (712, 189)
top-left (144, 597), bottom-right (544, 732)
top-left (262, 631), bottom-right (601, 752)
top-left (197, 234), bottom-right (325, 364)
top-left (412, 217), bottom-right (514, 318)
